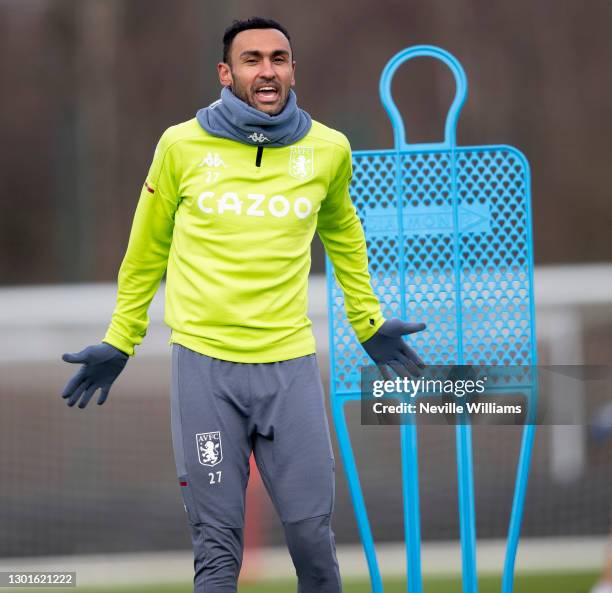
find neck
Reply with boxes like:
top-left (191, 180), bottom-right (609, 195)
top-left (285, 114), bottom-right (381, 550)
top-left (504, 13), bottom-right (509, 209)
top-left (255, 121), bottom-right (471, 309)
top-left (196, 86), bottom-right (312, 147)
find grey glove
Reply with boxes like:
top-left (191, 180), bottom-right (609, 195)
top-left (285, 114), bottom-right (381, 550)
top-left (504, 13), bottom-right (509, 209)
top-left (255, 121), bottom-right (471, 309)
top-left (61, 343), bottom-right (128, 408)
top-left (361, 318), bottom-right (426, 378)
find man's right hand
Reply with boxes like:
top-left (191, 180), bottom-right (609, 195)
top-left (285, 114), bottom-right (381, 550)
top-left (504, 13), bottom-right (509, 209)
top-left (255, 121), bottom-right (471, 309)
top-left (61, 343), bottom-right (129, 409)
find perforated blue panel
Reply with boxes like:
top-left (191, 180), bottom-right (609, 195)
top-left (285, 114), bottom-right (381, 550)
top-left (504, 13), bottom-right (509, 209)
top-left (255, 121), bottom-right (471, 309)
top-left (326, 46), bottom-right (537, 593)
top-left (328, 147), bottom-right (535, 395)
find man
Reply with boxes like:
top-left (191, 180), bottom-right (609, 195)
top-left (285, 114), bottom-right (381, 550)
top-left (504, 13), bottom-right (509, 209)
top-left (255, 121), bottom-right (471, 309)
top-left (61, 17), bottom-right (425, 593)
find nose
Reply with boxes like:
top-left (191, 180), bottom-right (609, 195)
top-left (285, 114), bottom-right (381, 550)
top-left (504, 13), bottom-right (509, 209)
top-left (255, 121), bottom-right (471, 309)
top-left (258, 58), bottom-right (275, 79)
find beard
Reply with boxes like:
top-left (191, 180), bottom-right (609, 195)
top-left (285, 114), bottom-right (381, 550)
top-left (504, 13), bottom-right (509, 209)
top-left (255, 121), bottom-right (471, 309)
top-left (230, 76), bottom-right (288, 115)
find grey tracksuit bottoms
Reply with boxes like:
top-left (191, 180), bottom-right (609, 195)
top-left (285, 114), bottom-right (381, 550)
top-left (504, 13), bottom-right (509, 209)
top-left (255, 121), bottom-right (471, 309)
top-left (170, 344), bottom-right (342, 593)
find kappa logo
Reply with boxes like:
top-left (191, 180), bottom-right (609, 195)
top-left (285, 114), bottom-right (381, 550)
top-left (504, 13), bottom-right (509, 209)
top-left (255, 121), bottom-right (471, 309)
top-left (247, 132), bottom-right (270, 143)
top-left (289, 147), bottom-right (314, 180)
top-left (197, 152), bottom-right (227, 168)
top-left (196, 432), bottom-right (223, 467)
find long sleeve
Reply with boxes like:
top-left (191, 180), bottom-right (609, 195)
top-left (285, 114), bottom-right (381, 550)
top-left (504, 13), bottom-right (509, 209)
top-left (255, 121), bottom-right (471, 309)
top-left (103, 130), bottom-right (180, 355)
top-left (317, 137), bottom-right (384, 343)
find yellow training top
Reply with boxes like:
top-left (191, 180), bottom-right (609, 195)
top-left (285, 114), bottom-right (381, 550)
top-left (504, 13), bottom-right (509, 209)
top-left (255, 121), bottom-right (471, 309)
top-left (104, 118), bottom-right (383, 362)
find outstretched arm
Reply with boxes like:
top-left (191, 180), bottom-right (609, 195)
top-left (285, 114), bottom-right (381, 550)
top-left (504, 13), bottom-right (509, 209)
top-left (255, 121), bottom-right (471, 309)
top-left (317, 137), bottom-right (385, 343)
top-left (61, 130), bottom-right (180, 408)
top-left (317, 136), bottom-right (425, 377)
top-left (103, 130), bottom-right (180, 354)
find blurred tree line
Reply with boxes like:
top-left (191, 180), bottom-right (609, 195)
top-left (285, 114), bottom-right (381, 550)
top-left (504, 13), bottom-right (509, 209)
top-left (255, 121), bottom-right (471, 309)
top-left (1, 0), bottom-right (611, 284)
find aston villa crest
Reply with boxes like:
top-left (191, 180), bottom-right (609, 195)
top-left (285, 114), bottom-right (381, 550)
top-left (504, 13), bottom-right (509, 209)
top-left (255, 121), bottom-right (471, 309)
top-left (196, 432), bottom-right (223, 467)
top-left (289, 146), bottom-right (314, 180)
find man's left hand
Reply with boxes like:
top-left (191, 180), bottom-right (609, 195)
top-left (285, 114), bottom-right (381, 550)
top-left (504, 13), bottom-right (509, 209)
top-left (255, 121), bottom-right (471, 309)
top-left (361, 318), bottom-right (426, 378)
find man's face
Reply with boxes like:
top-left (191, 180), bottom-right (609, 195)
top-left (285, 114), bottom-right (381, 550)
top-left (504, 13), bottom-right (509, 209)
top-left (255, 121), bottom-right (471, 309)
top-left (218, 28), bottom-right (295, 115)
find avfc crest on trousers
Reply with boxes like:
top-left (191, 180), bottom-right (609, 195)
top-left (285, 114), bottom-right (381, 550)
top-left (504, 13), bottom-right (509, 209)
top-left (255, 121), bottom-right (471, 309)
top-left (196, 432), bottom-right (223, 467)
top-left (289, 147), bottom-right (314, 180)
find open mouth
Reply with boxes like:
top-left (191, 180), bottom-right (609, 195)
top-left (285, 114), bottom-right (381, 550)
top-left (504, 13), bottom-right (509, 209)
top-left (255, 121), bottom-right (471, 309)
top-left (254, 86), bottom-right (280, 103)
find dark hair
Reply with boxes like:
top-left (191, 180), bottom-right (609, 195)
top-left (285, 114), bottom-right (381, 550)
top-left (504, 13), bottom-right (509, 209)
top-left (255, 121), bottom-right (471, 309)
top-left (222, 17), bottom-right (292, 64)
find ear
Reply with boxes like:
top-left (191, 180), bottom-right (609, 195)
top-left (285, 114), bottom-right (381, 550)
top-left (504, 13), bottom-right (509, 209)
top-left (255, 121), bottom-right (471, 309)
top-left (291, 60), bottom-right (296, 87)
top-left (217, 62), bottom-right (233, 87)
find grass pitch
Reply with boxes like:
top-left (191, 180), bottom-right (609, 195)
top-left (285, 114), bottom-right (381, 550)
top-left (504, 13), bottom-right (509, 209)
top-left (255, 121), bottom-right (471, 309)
top-left (30, 570), bottom-right (598, 593)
